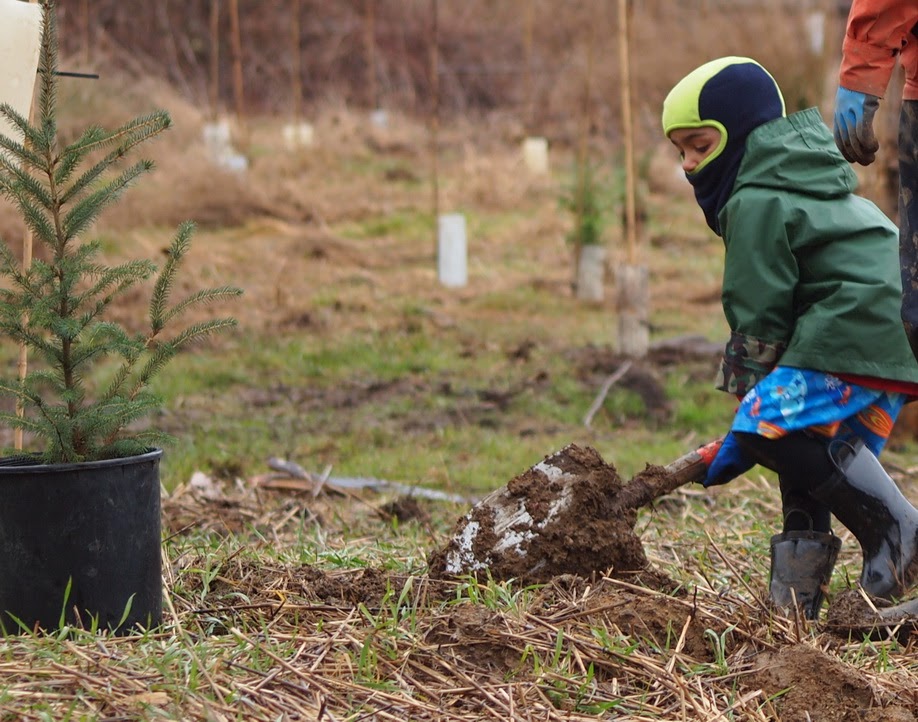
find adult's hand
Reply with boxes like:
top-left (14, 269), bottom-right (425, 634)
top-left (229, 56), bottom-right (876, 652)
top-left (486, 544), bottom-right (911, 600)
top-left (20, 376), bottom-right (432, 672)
top-left (833, 87), bottom-right (880, 166)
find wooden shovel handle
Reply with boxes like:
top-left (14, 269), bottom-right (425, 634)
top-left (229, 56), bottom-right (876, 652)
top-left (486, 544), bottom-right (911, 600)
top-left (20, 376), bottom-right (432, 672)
top-left (613, 438), bottom-right (724, 512)
top-left (661, 437), bottom-right (723, 486)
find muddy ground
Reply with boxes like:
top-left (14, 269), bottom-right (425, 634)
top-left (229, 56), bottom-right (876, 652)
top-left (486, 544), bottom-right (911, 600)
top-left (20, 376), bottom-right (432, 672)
top-left (162, 451), bottom-right (918, 721)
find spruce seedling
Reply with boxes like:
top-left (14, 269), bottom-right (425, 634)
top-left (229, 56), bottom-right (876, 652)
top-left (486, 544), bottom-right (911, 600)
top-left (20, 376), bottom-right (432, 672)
top-left (0, 1), bottom-right (241, 463)
top-left (559, 160), bottom-right (607, 248)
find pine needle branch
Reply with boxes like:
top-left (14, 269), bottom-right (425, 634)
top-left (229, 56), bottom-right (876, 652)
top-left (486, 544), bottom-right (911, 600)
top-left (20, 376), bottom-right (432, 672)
top-left (0, 1), bottom-right (241, 461)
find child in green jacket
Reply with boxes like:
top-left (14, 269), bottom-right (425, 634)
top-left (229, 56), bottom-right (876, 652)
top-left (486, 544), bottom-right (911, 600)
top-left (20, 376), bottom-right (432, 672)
top-left (662, 56), bottom-right (918, 619)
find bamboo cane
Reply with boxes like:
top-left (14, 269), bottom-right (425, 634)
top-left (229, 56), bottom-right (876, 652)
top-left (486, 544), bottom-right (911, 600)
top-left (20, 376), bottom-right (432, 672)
top-left (80, 0), bottom-right (89, 66)
top-left (365, 0), bottom-right (377, 110)
top-left (618, 0), bottom-right (637, 265)
top-left (291, 0), bottom-right (301, 123)
top-left (430, 0), bottom-right (440, 229)
top-left (615, 0), bottom-right (648, 358)
top-left (209, 0), bottom-right (220, 121)
top-left (15, 0), bottom-right (40, 450)
top-left (577, 12), bottom-right (594, 232)
top-left (14, 260), bottom-right (32, 450)
top-left (228, 0), bottom-right (245, 133)
top-left (523, 0), bottom-right (533, 132)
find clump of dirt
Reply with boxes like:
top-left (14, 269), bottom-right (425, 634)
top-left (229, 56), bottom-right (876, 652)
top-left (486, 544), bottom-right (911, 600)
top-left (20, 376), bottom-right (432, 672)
top-left (574, 584), bottom-right (719, 661)
top-left (428, 575), bottom-right (722, 678)
top-left (378, 496), bottom-right (432, 524)
top-left (824, 589), bottom-right (918, 643)
top-left (182, 557), bottom-right (429, 611)
top-left (424, 604), bottom-right (526, 671)
top-left (427, 444), bottom-right (650, 584)
top-left (744, 644), bottom-right (912, 721)
top-left (303, 566), bottom-right (396, 606)
top-left (824, 589), bottom-right (887, 635)
top-left (606, 594), bottom-right (715, 661)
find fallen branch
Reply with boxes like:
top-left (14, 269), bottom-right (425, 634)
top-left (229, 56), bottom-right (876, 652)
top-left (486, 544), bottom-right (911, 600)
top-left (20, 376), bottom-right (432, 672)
top-left (265, 457), bottom-right (472, 504)
top-left (583, 359), bottom-right (633, 427)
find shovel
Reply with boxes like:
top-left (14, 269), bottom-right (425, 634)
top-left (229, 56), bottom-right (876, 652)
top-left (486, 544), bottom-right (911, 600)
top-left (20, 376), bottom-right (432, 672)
top-left (428, 438), bottom-right (723, 583)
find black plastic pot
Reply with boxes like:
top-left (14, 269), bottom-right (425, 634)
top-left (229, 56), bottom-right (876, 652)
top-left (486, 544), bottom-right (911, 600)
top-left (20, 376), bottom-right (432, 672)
top-left (0, 449), bottom-right (163, 635)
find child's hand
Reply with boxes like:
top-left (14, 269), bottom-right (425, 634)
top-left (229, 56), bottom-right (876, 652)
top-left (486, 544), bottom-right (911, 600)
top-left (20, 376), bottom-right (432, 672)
top-left (702, 431), bottom-right (754, 487)
top-left (833, 87), bottom-right (880, 166)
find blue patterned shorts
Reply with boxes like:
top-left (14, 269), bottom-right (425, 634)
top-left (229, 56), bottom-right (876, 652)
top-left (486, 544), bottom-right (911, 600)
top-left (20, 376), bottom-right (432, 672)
top-left (730, 366), bottom-right (906, 457)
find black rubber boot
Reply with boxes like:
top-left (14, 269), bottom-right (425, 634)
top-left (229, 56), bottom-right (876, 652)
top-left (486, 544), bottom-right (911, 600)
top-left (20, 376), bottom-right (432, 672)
top-left (778, 475), bottom-right (831, 534)
top-left (769, 530), bottom-right (841, 619)
top-left (813, 439), bottom-right (918, 600)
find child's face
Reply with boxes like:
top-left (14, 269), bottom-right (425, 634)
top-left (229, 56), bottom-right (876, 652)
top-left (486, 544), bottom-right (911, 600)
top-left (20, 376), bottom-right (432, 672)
top-left (668, 127), bottom-right (723, 173)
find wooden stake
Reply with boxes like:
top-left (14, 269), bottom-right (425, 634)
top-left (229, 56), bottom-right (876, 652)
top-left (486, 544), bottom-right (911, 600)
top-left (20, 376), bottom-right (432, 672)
top-left (80, 0), bottom-right (90, 66)
top-left (523, 0), bottom-right (534, 131)
top-left (14, 243), bottom-right (32, 452)
top-left (227, 0), bottom-right (246, 132)
top-left (365, 0), bottom-right (378, 110)
top-left (618, 0), bottom-right (637, 265)
top-left (290, 0), bottom-right (302, 123)
top-left (572, 4), bottom-right (595, 298)
top-left (616, 0), bottom-right (648, 358)
top-left (430, 0), bottom-right (440, 228)
top-left (576, 5), bottom-right (593, 172)
top-left (16, 0), bottom-right (40, 450)
top-left (209, 0), bottom-right (220, 121)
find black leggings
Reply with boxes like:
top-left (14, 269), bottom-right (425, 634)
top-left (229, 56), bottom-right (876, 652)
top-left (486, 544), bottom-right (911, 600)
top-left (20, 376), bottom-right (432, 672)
top-left (733, 431), bottom-right (833, 533)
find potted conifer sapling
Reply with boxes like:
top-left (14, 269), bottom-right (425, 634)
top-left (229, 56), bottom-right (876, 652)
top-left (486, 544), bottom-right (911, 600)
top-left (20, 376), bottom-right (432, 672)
top-left (0, 2), bottom-right (241, 634)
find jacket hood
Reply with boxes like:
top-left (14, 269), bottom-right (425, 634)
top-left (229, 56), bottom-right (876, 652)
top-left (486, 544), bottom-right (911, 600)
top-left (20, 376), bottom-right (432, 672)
top-left (733, 107), bottom-right (858, 201)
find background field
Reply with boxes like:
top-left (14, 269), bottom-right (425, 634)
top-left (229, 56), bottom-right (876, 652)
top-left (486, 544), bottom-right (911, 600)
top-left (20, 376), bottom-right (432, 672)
top-left (2, 2), bottom-right (918, 720)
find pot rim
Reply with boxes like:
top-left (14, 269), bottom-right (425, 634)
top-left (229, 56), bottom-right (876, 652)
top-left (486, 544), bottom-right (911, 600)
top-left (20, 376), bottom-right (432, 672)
top-left (0, 448), bottom-right (163, 473)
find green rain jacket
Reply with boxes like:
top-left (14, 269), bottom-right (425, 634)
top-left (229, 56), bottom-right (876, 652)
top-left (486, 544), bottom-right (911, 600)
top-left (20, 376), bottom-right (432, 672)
top-left (715, 106), bottom-right (918, 395)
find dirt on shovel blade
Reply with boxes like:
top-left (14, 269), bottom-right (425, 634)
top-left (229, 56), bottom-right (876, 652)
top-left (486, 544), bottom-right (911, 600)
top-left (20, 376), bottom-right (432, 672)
top-left (427, 444), bottom-right (662, 584)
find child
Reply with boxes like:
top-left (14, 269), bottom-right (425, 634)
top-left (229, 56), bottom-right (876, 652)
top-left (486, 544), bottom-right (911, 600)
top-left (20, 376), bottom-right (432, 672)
top-left (661, 56), bottom-right (918, 619)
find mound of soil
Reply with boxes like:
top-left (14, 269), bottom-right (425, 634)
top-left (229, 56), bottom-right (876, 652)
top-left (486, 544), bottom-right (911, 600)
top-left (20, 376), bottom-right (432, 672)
top-left (745, 644), bottom-right (914, 722)
top-left (427, 444), bottom-right (650, 584)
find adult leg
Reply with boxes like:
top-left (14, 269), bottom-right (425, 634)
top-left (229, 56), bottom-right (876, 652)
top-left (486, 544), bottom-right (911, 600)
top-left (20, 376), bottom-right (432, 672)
top-left (815, 438), bottom-right (918, 600)
top-left (898, 99), bottom-right (918, 360)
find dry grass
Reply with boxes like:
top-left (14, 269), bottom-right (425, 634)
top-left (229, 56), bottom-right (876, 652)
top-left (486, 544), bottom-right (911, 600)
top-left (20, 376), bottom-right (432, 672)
top-left (3, 476), bottom-right (918, 721)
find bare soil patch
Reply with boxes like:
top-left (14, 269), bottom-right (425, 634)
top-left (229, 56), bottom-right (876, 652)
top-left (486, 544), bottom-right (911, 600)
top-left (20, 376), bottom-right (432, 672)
top-left (745, 644), bottom-right (914, 722)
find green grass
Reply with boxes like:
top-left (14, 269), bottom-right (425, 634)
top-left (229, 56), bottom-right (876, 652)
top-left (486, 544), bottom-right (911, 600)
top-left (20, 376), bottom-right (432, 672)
top-left (144, 304), bottom-right (736, 490)
top-left (338, 208), bottom-right (432, 241)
